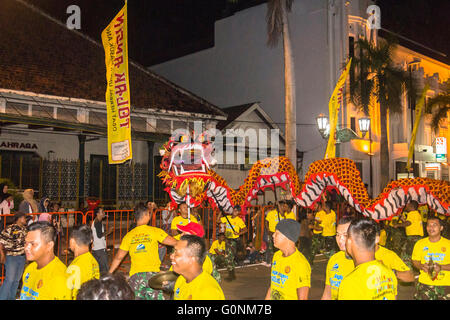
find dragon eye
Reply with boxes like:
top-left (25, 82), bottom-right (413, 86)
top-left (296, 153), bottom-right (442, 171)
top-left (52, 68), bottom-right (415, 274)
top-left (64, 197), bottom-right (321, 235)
top-left (180, 135), bottom-right (190, 143)
top-left (197, 133), bottom-right (209, 143)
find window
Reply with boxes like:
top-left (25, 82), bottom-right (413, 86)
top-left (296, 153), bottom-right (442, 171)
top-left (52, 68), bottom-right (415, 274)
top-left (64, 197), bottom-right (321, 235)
top-left (32, 105), bottom-right (54, 119)
top-left (89, 155), bottom-right (116, 201)
top-left (5, 102), bottom-right (28, 116)
top-left (57, 108), bottom-right (78, 122)
top-left (350, 117), bottom-right (356, 132)
top-left (89, 111), bottom-right (107, 126)
top-left (0, 151), bottom-right (41, 190)
top-left (131, 117), bottom-right (147, 132)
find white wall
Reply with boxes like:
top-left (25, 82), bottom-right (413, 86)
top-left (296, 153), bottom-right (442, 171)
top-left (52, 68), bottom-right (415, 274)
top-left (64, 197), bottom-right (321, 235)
top-left (0, 130), bottom-right (150, 163)
top-left (151, 0), bottom-right (357, 177)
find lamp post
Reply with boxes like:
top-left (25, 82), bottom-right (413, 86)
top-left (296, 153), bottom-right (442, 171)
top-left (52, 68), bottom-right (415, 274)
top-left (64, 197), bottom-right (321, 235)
top-left (316, 113), bottom-right (330, 139)
top-left (359, 117), bottom-right (373, 197)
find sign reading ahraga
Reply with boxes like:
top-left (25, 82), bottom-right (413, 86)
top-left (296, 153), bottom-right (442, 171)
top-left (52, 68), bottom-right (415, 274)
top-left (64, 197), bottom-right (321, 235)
top-left (101, 3), bottom-right (132, 164)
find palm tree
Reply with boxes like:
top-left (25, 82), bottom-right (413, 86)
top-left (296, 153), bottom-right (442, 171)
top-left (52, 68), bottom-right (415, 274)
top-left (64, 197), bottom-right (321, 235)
top-left (426, 81), bottom-right (450, 132)
top-left (229, 0), bottom-right (297, 168)
top-left (350, 37), bottom-right (415, 190)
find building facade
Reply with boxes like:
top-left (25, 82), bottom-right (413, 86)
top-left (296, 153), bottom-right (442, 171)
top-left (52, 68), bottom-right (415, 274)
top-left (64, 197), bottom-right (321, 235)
top-left (0, 0), bottom-right (226, 209)
top-left (151, 0), bottom-right (449, 196)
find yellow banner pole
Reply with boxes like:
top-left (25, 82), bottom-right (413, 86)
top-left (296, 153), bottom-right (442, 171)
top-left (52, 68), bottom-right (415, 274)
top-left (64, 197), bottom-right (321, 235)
top-left (406, 84), bottom-right (430, 171)
top-left (325, 58), bottom-right (352, 159)
top-left (101, 2), bottom-right (133, 164)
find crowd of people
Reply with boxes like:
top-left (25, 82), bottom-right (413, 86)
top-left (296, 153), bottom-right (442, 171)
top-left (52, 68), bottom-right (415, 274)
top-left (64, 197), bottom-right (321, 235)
top-left (0, 183), bottom-right (448, 300)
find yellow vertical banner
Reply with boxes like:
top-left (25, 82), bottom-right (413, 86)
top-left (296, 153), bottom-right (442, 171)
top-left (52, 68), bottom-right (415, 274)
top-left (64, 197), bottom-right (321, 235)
top-left (101, 2), bottom-right (132, 164)
top-left (325, 58), bottom-right (352, 159)
top-left (406, 84), bottom-right (429, 171)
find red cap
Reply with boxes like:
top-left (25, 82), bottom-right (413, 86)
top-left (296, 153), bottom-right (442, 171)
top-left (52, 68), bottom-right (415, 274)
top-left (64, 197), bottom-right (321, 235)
top-left (177, 222), bottom-right (205, 238)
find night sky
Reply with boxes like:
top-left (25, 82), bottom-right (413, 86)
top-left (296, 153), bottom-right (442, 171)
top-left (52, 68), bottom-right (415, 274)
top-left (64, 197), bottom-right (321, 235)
top-left (23, 0), bottom-right (450, 66)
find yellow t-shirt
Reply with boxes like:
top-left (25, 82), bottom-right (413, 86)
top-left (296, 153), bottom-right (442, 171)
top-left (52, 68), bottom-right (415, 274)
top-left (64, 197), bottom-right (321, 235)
top-left (174, 270), bottom-right (225, 300)
top-left (325, 251), bottom-right (355, 300)
top-left (418, 205), bottom-right (428, 223)
top-left (375, 246), bottom-right (410, 273)
top-left (320, 210), bottom-right (336, 237)
top-left (338, 260), bottom-right (398, 300)
top-left (220, 216), bottom-right (246, 239)
top-left (209, 240), bottom-right (226, 255)
top-left (379, 229), bottom-right (387, 246)
top-left (171, 215), bottom-right (199, 240)
top-left (67, 252), bottom-right (100, 299)
top-left (405, 210), bottom-right (423, 236)
top-left (412, 237), bottom-right (450, 286)
top-left (270, 249), bottom-right (311, 300)
top-left (119, 225), bottom-right (169, 276)
top-left (389, 216), bottom-right (400, 227)
top-left (313, 210), bottom-right (324, 234)
top-left (20, 257), bottom-right (71, 300)
top-left (265, 210), bottom-right (296, 233)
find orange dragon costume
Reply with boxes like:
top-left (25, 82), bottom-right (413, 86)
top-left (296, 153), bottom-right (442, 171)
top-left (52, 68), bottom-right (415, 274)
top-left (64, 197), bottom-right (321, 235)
top-left (158, 133), bottom-right (449, 221)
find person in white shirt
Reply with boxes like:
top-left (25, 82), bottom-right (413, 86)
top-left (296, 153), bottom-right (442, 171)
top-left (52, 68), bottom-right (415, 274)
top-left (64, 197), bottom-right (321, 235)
top-left (91, 207), bottom-right (112, 275)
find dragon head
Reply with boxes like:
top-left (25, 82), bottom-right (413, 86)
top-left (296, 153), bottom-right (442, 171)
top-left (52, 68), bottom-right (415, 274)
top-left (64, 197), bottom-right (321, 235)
top-left (159, 131), bottom-right (220, 208)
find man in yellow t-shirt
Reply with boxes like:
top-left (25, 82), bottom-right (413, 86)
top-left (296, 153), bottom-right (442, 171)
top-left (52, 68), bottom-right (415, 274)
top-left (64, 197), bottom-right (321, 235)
top-left (322, 217), bottom-right (355, 300)
top-left (394, 201), bottom-right (423, 267)
top-left (338, 218), bottom-right (398, 300)
top-left (264, 200), bottom-right (296, 267)
top-left (109, 203), bottom-right (177, 300)
top-left (20, 222), bottom-right (71, 300)
top-left (374, 224), bottom-right (414, 283)
top-left (311, 202), bottom-right (325, 265)
top-left (171, 234), bottom-right (225, 300)
top-left (173, 222), bottom-right (221, 283)
top-left (171, 202), bottom-right (199, 240)
top-left (412, 216), bottom-right (450, 300)
top-left (209, 233), bottom-right (227, 268)
top-left (265, 219), bottom-right (310, 300)
top-left (66, 225), bottom-right (100, 299)
top-left (313, 201), bottom-right (337, 259)
top-left (218, 205), bottom-right (247, 281)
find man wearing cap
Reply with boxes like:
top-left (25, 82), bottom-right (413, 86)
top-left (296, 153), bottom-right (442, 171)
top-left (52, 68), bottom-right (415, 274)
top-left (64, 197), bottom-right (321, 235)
top-left (265, 219), bottom-right (311, 300)
top-left (218, 205), bottom-right (247, 281)
top-left (264, 200), bottom-right (297, 267)
top-left (0, 212), bottom-right (28, 299)
top-left (174, 222), bottom-right (221, 283)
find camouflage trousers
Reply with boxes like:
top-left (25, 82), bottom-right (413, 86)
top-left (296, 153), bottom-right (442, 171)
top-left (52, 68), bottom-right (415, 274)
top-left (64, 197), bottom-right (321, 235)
top-left (385, 227), bottom-right (406, 256)
top-left (206, 253), bottom-right (221, 283)
top-left (264, 234), bottom-right (275, 264)
top-left (400, 236), bottom-right (422, 269)
top-left (225, 239), bottom-right (238, 272)
top-left (210, 253), bottom-right (226, 269)
top-left (323, 236), bottom-right (338, 259)
top-left (414, 282), bottom-right (450, 300)
top-left (128, 272), bottom-right (165, 300)
top-left (310, 234), bottom-right (324, 265)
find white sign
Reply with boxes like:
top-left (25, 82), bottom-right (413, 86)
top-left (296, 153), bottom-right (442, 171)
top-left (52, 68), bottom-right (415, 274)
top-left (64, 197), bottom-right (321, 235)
top-left (436, 137), bottom-right (447, 155)
top-left (425, 163), bottom-right (440, 171)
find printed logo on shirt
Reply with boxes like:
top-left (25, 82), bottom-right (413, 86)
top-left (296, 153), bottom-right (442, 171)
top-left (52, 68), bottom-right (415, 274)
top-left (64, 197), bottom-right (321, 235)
top-left (442, 247), bottom-right (446, 252)
top-left (37, 279), bottom-right (43, 289)
top-left (135, 243), bottom-right (147, 253)
top-left (423, 246), bottom-right (429, 252)
top-left (332, 263), bottom-right (339, 271)
top-left (175, 287), bottom-right (180, 298)
top-left (24, 273), bottom-right (30, 283)
top-left (285, 266), bottom-right (291, 274)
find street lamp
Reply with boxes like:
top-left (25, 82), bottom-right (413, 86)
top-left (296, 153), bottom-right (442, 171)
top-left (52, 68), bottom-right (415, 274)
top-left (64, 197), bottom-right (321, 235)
top-left (358, 116), bottom-right (373, 197)
top-left (316, 113), bottom-right (329, 139)
top-left (358, 117), bottom-right (371, 138)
